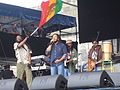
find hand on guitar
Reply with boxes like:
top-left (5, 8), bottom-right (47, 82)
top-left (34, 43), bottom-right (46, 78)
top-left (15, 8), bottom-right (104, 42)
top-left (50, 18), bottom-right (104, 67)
top-left (88, 58), bottom-right (95, 71)
top-left (88, 58), bottom-right (102, 71)
top-left (66, 59), bottom-right (73, 63)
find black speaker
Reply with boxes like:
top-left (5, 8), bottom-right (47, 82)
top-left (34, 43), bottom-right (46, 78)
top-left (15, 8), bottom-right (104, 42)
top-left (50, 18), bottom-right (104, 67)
top-left (0, 78), bottom-right (28, 90)
top-left (31, 75), bottom-right (67, 90)
top-left (67, 71), bottom-right (114, 89)
top-left (107, 72), bottom-right (120, 87)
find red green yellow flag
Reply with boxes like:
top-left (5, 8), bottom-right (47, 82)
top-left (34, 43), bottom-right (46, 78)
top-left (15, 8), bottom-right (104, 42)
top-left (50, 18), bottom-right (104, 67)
top-left (38, 0), bottom-right (62, 28)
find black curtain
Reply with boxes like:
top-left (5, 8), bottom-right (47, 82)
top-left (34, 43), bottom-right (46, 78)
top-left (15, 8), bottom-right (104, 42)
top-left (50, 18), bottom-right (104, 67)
top-left (78, 0), bottom-right (120, 43)
top-left (0, 32), bottom-right (50, 58)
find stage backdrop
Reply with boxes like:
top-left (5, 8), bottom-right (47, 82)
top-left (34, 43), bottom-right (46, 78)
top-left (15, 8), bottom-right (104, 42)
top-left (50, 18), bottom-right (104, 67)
top-left (0, 32), bottom-right (50, 59)
top-left (78, 0), bottom-right (120, 43)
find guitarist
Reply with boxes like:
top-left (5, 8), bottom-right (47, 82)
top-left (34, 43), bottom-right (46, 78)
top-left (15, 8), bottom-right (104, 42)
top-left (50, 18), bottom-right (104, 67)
top-left (88, 40), bottom-right (103, 71)
top-left (64, 40), bottom-right (78, 76)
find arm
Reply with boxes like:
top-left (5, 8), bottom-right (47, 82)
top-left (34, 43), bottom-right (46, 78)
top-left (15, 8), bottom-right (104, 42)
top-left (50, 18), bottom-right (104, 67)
top-left (58, 54), bottom-right (67, 62)
top-left (28, 48), bottom-right (32, 64)
top-left (66, 59), bottom-right (73, 63)
top-left (55, 54), bottom-right (67, 64)
top-left (54, 44), bottom-right (67, 64)
top-left (45, 44), bottom-right (53, 56)
top-left (66, 48), bottom-right (78, 64)
top-left (72, 49), bottom-right (78, 64)
top-left (28, 53), bottom-right (32, 64)
top-left (17, 37), bottom-right (29, 48)
top-left (45, 39), bottom-right (54, 56)
top-left (88, 48), bottom-right (93, 59)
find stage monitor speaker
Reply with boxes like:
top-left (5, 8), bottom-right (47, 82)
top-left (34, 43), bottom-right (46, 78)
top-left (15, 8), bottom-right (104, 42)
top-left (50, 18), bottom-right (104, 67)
top-left (0, 78), bottom-right (28, 90)
top-left (67, 71), bottom-right (114, 89)
top-left (31, 75), bottom-right (67, 90)
top-left (107, 72), bottom-right (120, 87)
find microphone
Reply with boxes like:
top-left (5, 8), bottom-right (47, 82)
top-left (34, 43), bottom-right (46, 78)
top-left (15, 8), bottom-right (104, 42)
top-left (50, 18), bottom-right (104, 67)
top-left (49, 40), bottom-right (54, 45)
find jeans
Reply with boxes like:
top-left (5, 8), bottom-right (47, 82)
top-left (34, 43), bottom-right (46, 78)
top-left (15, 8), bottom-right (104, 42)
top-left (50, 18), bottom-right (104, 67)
top-left (51, 63), bottom-right (64, 76)
top-left (78, 63), bottom-right (87, 72)
top-left (94, 65), bottom-right (102, 71)
top-left (64, 68), bottom-right (71, 77)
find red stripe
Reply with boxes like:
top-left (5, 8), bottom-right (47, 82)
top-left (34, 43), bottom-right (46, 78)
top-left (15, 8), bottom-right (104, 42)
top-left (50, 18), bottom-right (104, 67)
top-left (38, 0), bottom-right (49, 28)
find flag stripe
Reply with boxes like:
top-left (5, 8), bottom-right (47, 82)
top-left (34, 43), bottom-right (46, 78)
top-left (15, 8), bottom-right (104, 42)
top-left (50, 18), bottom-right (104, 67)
top-left (39, 0), bottom-right (49, 27)
top-left (38, 0), bottom-right (62, 28)
top-left (55, 0), bottom-right (62, 14)
top-left (46, 0), bottom-right (56, 21)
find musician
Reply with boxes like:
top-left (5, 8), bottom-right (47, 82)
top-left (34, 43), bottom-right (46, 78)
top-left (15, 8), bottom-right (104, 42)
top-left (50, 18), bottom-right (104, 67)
top-left (13, 35), bottom-right (32, 89)
top-left (64, 40), bottom-right (77, 76)
top-left (45, 33), bottom-right (67, 76)
top-left (88, 40), bottom-right (103, 71)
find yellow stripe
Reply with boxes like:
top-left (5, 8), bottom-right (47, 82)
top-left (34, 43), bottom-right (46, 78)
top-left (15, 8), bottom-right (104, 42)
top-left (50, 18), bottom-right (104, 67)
top-left (46, 0), bottom-right (56, 22)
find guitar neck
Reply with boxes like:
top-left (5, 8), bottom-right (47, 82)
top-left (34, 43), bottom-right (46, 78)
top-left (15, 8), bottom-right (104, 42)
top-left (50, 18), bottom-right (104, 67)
top-left (96, 60), bottom-right (102, 64)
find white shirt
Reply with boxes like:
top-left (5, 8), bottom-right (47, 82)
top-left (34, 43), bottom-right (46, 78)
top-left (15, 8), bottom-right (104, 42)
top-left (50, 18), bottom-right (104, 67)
top-left (14, 42), bottom-right (32, 64)
top-left (92, 51), bottom-right (98, 60)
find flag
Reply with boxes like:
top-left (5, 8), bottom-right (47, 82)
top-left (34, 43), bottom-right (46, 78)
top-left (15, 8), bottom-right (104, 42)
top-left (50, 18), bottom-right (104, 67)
top-left (38, 0), bottom-right (62, 28)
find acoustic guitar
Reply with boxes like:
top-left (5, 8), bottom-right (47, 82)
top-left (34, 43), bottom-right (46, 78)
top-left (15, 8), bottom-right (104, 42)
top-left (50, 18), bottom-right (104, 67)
top-left (88, 58), bottom-right (102, 71)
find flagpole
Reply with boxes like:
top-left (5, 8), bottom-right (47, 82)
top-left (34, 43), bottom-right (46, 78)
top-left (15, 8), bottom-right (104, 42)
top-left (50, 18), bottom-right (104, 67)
top-left (30, 27), bottom-right (39, 36)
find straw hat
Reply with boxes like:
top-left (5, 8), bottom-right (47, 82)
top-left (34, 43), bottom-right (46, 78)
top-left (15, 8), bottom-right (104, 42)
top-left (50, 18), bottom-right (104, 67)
top-left (66, 40), bottom-right (72, 44)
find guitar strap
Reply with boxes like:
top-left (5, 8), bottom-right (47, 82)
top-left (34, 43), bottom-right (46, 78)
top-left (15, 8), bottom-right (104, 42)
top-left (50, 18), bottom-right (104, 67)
top-left (96, 45), bottom-right (101, 62)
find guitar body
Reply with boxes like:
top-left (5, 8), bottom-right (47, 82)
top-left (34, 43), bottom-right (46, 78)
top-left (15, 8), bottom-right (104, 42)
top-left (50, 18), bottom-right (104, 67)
top-left (88, 58), bottom-right (96, 71)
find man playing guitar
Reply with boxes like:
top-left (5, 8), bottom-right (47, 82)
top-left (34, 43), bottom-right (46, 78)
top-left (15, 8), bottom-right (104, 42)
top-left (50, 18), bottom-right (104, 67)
top-left (88, 40), bottom-right (103, 71)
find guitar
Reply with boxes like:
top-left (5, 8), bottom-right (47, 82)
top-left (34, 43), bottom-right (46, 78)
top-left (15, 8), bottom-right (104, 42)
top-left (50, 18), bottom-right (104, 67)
top-left (88, 58), bottom-right (102, 71)
top-left (87, 31), bottom-right (101, 71)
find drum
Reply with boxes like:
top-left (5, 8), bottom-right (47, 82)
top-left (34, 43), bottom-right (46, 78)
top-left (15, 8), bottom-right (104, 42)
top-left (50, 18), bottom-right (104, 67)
top-left (102, 41), bottom-right (112, 60)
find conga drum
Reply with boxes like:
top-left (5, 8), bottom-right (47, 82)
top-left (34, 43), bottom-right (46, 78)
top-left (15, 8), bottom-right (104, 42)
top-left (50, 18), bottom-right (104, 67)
top-left (102, 41), bottom-right (112, 60)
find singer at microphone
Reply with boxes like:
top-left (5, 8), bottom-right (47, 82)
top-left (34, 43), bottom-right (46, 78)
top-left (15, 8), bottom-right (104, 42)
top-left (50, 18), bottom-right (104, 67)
top-left (45, 33), bottom-right (68, 76)
top-left (45, 39), bottom-right (54, 55)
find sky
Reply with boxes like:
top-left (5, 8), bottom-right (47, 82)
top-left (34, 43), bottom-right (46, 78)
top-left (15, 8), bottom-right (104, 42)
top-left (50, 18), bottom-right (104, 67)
top-left (0, 0), bottom-right (43, 9)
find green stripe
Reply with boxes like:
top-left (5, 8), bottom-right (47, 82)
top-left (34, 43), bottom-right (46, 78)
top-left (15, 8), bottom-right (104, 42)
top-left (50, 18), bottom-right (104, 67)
top-left (55, 0), bottom-right (63, 14)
